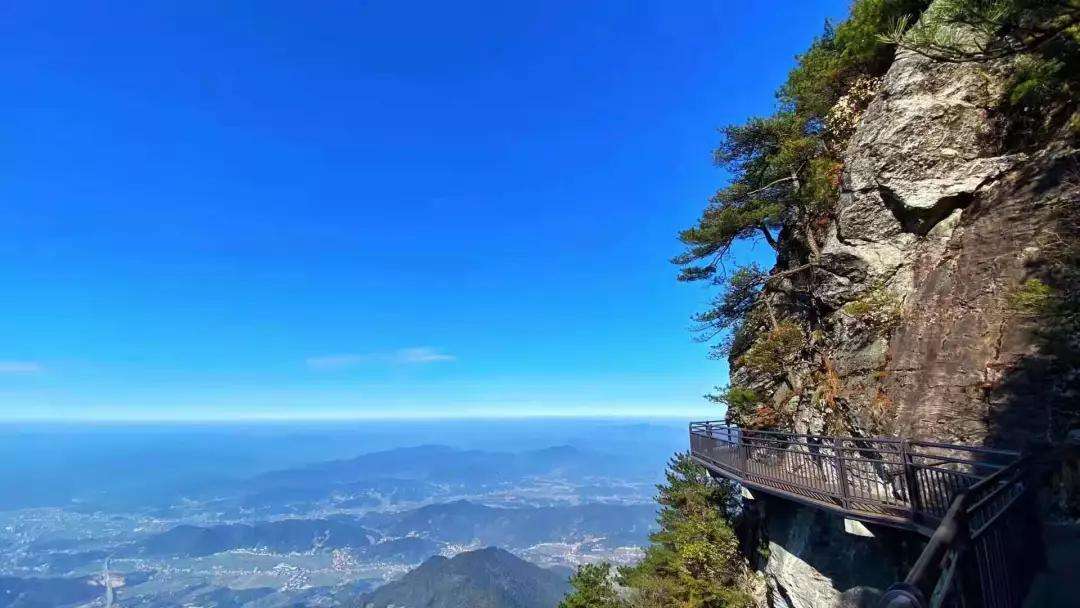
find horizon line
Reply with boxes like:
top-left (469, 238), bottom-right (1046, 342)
top-left (0, 411), bottom-right (718, 425)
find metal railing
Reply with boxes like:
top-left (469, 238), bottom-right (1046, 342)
top-left (688, 421), bottom-right (1038, 608)
top-left (688, 421), bottom-right (1020, 532)
top-left (878, 456), bottom-right (1036, 608)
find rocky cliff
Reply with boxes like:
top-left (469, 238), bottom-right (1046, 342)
top-left (814, 53), bottom-right (1076, 448)
top-left (740, 46), bottom-right (1078, 450)
top-left (667, 2), bottom-right (1080, 603)
top-left (734, 20), bottom-right (1079, 608)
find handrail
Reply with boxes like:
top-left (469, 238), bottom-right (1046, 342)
top-left (688, 422), bottom-right (1020, 532)
top-left (688, 422), bottom-right (1038, 608)
top-left (691, 420), bottom-right (1019, 458)
top-left (878, 456), bottom-right (1035, 608)
top-left (879, 489), bottom-right (970, 607)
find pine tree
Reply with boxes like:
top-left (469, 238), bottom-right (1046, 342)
top-left (617, 454), bottom-right (752, 608)
top-left (559, 563), bottom-right (623, 608)
top-left (674, 0), bottom-right (932, 427)
top-left (884, 0), bottom-right (1080, 63)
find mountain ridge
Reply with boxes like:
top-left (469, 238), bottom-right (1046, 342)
top-left (357, 547), bottom-right (570, 608)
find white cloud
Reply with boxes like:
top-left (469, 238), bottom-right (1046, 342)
top-left (306, 347), bottom-right (455, 370)
top-left (0, 361), bottom-right (43, 374)
top-left (393, 347), bottom-right (456, 364)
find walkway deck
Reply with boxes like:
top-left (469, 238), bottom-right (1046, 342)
top-left (688, 421), bottom-right (1020, 535)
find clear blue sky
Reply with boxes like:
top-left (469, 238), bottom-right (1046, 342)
top-left (0, 0), bottom-right (848, 421)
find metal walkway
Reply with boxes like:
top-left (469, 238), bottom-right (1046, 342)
top-left (688, 421), bottom-right (1037, 607)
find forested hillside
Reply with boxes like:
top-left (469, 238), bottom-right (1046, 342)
top-left (358, 548), bottom-right (570, 608)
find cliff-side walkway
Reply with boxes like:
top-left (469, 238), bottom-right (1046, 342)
top-left (689, 421), bottom-right (1038, 607)
top-left (688, 421), bottom-right (1019, 534)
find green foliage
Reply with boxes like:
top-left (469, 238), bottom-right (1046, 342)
top-left (994, 232), bottom-right (1080, 439)
top-left (617, 454), bottom-right (753, 608)
top-left (709, 384), bottom-right (789, 431)
top-left (887, 0), bottom-right (1080, 63)
top-left (706, 386), bottom-right (761, 426)
top-left (673, 113), bottom-right (807, 283)
top-left (783, 0), bottom-right (931, 117)
top-left (801, 157), bottom-right (844, 214)
top-left (717, 305), bottom-right (769, 361)
top-left (560, 563), bottom-right (622, 608)
top-left (559, 456), bottom-right (754, 607)
top-left (1007, 278), bottom-right (1058, 317)
top-left (738, 321), bottom-right (805, 379)
top-left (692, 266), bottom-right (768, 350)
top-left (1004, 48), bottom-right (1080, 142)
top-left (1010, 272), bottom-right (1079, 363)
top-left (1008, 55), bottom-right (1068, 106)
top-left (1069, 110), bottom-right (1080, 135)
top-left (674, 0), bottom-right (928, 360)
top-left (887, 0), bottom-right (1080, 144)
top-left (842, 287), bottom-right (903, 333)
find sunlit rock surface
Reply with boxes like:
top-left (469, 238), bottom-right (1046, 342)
top-left (744, 17), bottom-right (1079, 607)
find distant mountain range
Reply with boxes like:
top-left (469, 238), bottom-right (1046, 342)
top-left (138, 518), bottom-right (375, 556)
top-left (0, 571), bottom-right (152, 608)
top-left (254, 444), bottom-right (584, 484)
top-left (192, 444), bottom-right (616, 516)
top-left (0, 575), bottom-right (102, 608)
top-left (363, 536), bottom-right (442, 562)
top-left (357, 547), bottom-right (570, 608)
top-left (360, 499), bottom-right (655, 548)
top-left (135, 499), bottom-right (654, 559)
top-left (159, 443), bottom-right (662, 520)
top-left (0, 423), bottom-right (681, 607)
top-left (0, 549), bottom-right (570, 608)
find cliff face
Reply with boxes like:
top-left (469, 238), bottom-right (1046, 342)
top-left (750, 46), bottom-right (1079, 449)
top-left (743, 494), bottom-right (918, 608)
top-left (742, 39), bottom-right (1079, 608)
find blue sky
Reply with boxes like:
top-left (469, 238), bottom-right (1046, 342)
top-left (0, 0), bottom-right (848, 421)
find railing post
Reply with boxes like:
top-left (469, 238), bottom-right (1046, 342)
top-left (901, 440), bottom-right (923, 522)
top-left (834, 437), bottom-right (851, 510)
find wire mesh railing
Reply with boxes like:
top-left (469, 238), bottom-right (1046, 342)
top-left (689, 422), bottom-right (1039, 607)
top-left (688, 421), bottom-right (1019, 531)
top-left (878, 456), bottom-right (1037, 608)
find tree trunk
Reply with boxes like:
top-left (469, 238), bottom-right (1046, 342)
top-left (758, 225), bottom-right (780, 251)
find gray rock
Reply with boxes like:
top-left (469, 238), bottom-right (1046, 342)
top-left (743, 1), bottom-right (1080, 601)
top-left (754, 497), bottom-right (911, 608)
top-left (780, 40), bottom-right (1076, 445)
top-left (837, 587), bottom-right (884, 608)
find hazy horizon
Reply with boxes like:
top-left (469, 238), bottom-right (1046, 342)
top-left (0, 416), bottom-right (687, 605)
top-left (0, 409), bottom-right (718, 424)
top-left (0, 416), bottom-right (691, 510)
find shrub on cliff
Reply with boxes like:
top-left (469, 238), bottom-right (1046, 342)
top-left (784, 0), bottom-right (931, 117)
top-left (673, 0), bottom-right (930, 285)
top-left (737, 321), bottom-right (806, 379)
top-left (842, 286), bottom-right (903, 334)
top-left (708, 386), bottom-right (760, 427)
